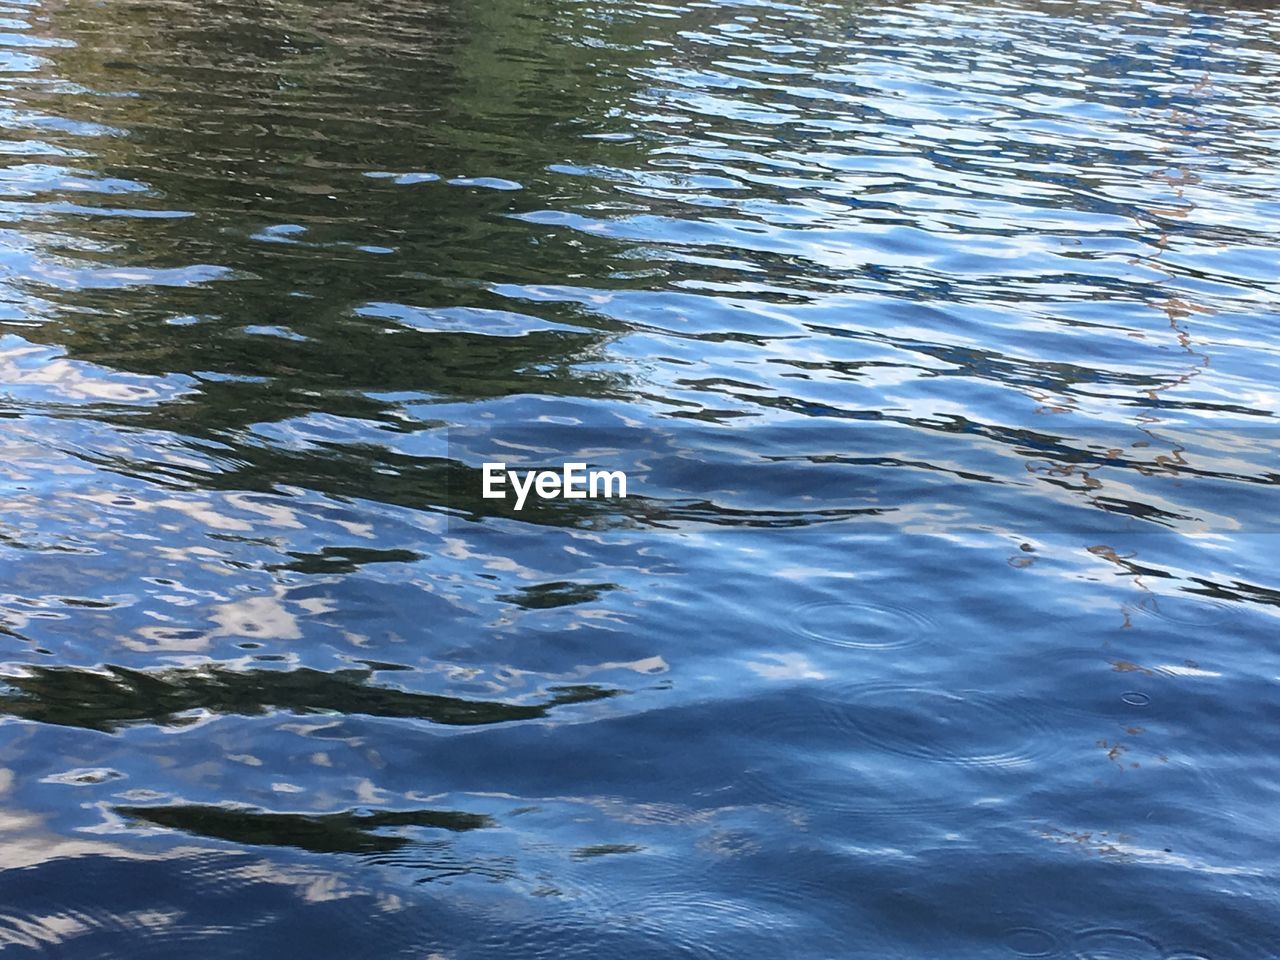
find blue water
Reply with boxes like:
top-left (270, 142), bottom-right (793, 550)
top-left (0, 0), bottom-right (1277, 956)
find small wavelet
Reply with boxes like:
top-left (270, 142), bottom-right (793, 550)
top-left (821, 683), bottom-right (1065, 770)
top-left (726, 688), bottom-right (978, 818)
top-left (1130, 595), bottom-right (1238, 627)
top-left (602, 890), bottom-right (798, 960)
top-left (1003, 926), bottom-right (1062, 957)
top-left (788, 597), bottom-right (937, 650)
top-left (1069, 928), bottom-right (1163, 960)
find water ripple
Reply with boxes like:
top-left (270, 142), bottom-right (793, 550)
top-left (789, 597), bottom-right (936, 650)
top-left (823, 682), bottom-right (1067, 770)
top-left (0, 0), bottom-right (1275, 955)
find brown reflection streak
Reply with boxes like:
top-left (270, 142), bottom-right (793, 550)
top-left (1086, 543), bottom-right (1155, 628)
top-left (1049, 51), bottom-right (1222, 531)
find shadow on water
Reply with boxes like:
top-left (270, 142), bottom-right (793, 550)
top-left (0, 663), bottom-right (617, 731)
top-left (115, 803), bottom-right (494, 854)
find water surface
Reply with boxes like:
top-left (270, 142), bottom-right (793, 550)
top-left (0, 0), bottom-right (1278, 956)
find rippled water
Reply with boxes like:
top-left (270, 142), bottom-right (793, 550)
top-left (0, 0), bottom-right (1277, 955)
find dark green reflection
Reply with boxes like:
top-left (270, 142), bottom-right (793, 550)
top-left (0, 664), bottom-right (617, 731)
top-left (10, 0), bottom-right (655, 499)
top-left (117, 804), bottom-right (493, 855)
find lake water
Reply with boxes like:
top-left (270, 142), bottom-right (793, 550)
top-left (0, 0), bottom-right (1277, 956)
